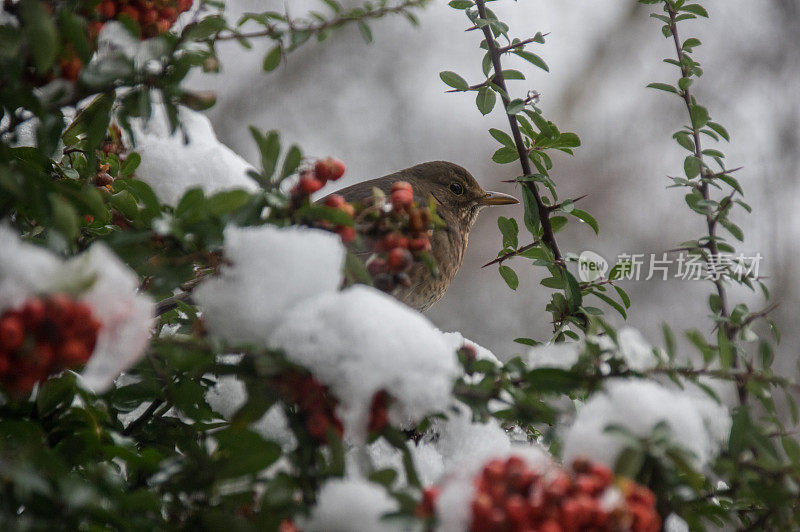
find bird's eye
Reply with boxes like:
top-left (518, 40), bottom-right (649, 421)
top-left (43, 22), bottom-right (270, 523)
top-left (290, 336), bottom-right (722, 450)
top-left (449, 182), bottom-right (463, 195)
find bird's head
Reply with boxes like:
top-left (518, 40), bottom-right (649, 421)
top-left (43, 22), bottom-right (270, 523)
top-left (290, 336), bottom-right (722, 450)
top-left (405, 161), bottom-right (519, 228)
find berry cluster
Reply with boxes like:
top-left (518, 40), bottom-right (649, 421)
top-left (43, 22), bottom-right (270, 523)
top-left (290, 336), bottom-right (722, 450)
top-left (0, 295), bottom-right (101, 395)
top-left (273, 371), bottom-right (390, 442)
top-left (363, 182), bottom-right (435, 294)
top-left (91, 0), bottom-right (193, 39)
top-left (290, 158), bottom-right (353, 242)
top-left (419, 456), bottom-right (660, 532)
top-left (58, 0), bottom-right (193, 81)
top-left (289, 160), bottom-right (438, 292)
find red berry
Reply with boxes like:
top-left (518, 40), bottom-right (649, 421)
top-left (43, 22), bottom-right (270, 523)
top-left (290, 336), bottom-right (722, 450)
top-left (177, 0), bottom-right (193, 12)
top-left (142, 8), bottom-right (158, 25)
top-left (120, 5), bottom-right (140, 21)
top-left (327, 158), bottom-right (345, 180)
top-left (381, 233), bottom-right (408, 251)
top-left (297, 175), bottom-right (325, 196)
top-left (315, 158), bottom-right (346, 182)
top-left (88, 21), bottom-right (105, 38)
top-left (391, 181), bottom-right (413, 194)
top-left (482, 459), bottom-right (505, 483)
top-left (335, 225), bottom-right (355, 244)
top-left (408, 236), bottom-right (431, 252)
top-left (306, 411), bottom-right (330, 441)
top-left (278, 520), bottom-right (299, 532)
top-left (538, 519), bottom-right (562, 532)
top-left (33, 342), bottom-right (55, 370)
top-left (98, 0), bottom-right (116, 18)
top-left (589, 463), bottom-right (614, 489)
top-left (504, 494), bottom-right (528, 523)
top-left (416, 486), bottom-right (440, 518)
top-left (386, 248), bottom-right (412, 273)
top-left (156, 19), bottom-right (171, 34)
top-left (368, 391), bottom-right (389, 433)
top-left (60, 57), bottom-right (83, 82)
top-left (0, 314), bottom-right (25, 351)
top-left (390, 189), bottom-right (414, 211)
top-left (160, 6), bottom-right (177, 20)
top-left (545, 472), bottom-right (570, 501)
top-left (60, 339), bottom-right (91, 365)
top-left (367, 257), bottom-right (388, 277)
top-left (325, 194), bottom-right (346, 208)
top-left (21, 298), bottom-right (45, 326)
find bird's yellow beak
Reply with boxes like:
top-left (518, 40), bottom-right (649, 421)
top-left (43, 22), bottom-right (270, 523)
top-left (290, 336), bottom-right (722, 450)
top-left (479, 190), bottom-right (519, 206)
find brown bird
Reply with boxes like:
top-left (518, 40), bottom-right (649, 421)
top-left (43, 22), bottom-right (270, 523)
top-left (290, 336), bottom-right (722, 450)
top-left (327, 161), bottom-right (518, 311)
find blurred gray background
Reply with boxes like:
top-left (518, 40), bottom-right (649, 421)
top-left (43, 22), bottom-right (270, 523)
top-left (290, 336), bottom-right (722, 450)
top-left (190, 0), bottom-right (799, 370)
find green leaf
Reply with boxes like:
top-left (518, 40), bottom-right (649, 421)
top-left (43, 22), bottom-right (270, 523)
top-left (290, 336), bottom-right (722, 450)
top-left (707, 121), bottom-right (730, 141)
top-left (514, 337), bottom-right (539, 346)
top-left (690, 105), bottom-right (709, 129)
top-left (120, 152), bottom-right (141, 176)
top-left (498, 265), bottom-right (519, 290)
top-left (492, 146), bottom-right (519, 164)
top-left (673, 131), bottom-right (695, 151)
top-left (497, 216), bottom-right (519, 249)
top-left (357, 21), bottom-right (372, 43)
top-left (19, 0), bottom-right (58, 72)
top-left (684, 155), bottom-right (701, 178)
top-left (549, 215), bottom-right (567, 233)
top-left (281, 145), bottom-right (302, 178)
top-left (184, 15), bottom-right (226, 40)
top-left (213, 429), bottom-right (281, 479)
top-left (570, 209), bottom-right (598, 235)
top-left (682, 37), bottom-right (702, 51)
top-left (250, 128), bottom-right (280, 179)
top-left (614, 285), bottom-right (631, 308)
top-left (206, 190), bottom-right (252, 215)
top-left (501, 69), bottom-right (525, 80)
top-left (514, 50), bottom-right (548, 72)
top-left (520, 186), bottom-right (540, 236)
top-left (439, 70), bottom-right (469, 90)
top-left (448, 0), bottom-right (474, 8)
top-left (49, 194), bottom-right (79, 241)
top-left (646, 82), bottom-right (677, 93)
top-left (262, 45), bottom-right (282, 71)
top-left (489, 128), bottom-right (514, 148)
top-left (680, 4), bottom-right (709, 17)
top-left (563, 270), bottom-right (583, 311)
top-left (476, 86), bottom-right (496, 115)
top-left (506, 99), bottom-right (525, 115)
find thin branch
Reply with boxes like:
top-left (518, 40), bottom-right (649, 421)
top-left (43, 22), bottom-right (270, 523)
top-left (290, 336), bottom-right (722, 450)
top-left (121, 399), bottom-right (164, 436)
top-left (155, 291), bottom-right (194, 316)
top-left (474, 0), bottom-right (562, 262)
top-left (496, 34), bottom-right (550, 54)
top-left (482, 241), bottom-right (539, 268)
top-left (212, 0), bottom-right (427, 42)
top-left (666, 8), bottom-right (743, 402)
